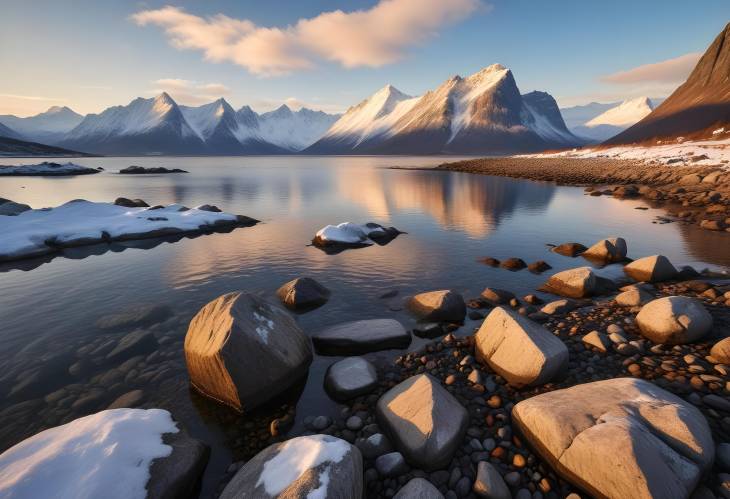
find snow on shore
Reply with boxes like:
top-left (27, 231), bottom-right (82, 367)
top-left (0, 161), bottom-right (101, 176)
top-left (0, 200), bottom-right (245, 261)
top-left (0, 408), bottom-right (177, 499)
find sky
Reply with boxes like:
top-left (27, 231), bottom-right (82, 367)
top-left (1, 0), bottom-right (729, 117)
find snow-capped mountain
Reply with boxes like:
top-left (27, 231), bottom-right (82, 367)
top-left (568, 97), bottom-right (654, 142)
top-left (307, 64), bottom-right (581, 154)
top-left (560, 102), bottom-right (618, 130)
top-left (0, 106), bottom-right (84, 144)
top-left (257, 105), bottom-right (340, 150)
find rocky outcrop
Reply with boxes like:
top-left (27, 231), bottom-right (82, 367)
top-left (624, 255), bottom-right (678, 282)
top-left (512, 378), bottom-right (715, 499)
top-left (184, 292), bottom-right (312, 411)
top-left (324, 357), bottom-right (378, 401)
top-left (635, 296), bottom-right (713, 344)
top-left (406, 290), bottom-right (466, 322)
top-left (276, 277), bottom-right (330, 311)
top-left (581, 237), bottom-right (627, 263)
top-left (220, 435), bottom-right (362, 499)
top-left (376, 374), bottom-right (468, 471)
top-left (474, 307), bottom-right (568, 387)
top-left (312, 318), bottom-right (411, 355)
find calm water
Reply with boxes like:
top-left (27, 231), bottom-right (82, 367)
top-left (1, 156), bottom-right (729, 496)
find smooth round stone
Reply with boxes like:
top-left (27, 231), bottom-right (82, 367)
top-left (375, 451), bottom-right (409, 477)
top-left (324, 357), bottom-right (378, 401)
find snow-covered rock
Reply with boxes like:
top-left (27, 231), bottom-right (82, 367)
top-left (0, 200), bottom-right (257, 262)
top-left (0, 161), bottom-right (100, 176)
top-left (312, 222), bottom-right (402, 249)
top-left (0, 408), bottom-right (209, 499)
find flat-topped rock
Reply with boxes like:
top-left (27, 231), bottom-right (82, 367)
top-left (512, 378), bottom-right (714, 499)
top-left (312, 318), bottom-right (410, 355)
top-left (220, 435), bottom-right (362, 499)
top-left (184, 292), bottom-right (312, 411)
top-left (581, 237), bottom-right (627, 263)
top-left (276, 277), bottom-right (330, 311)
top-left (406, 290), bottom-right (466, 322)
top-left (376, 374), bottom-right (468, 471)
top-left (540, 298), bottom-right (581, 315)
top-left (475, 307), bottom-right (568, 387)
top-left (624, 255), bottom-right (678, 282)
top-left (636, 296), bottom-right (713, 344)
top-left (540, 267), bottom-right (600, 298)
top-left (324, 357), bottom-right (378, 401)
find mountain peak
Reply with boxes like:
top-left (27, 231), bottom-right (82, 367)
top-left (154, 92), bottom-right (176, 105)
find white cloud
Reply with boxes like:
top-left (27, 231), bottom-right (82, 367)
top-left (132, 0), bottom-right (484, 76)
top-left (601, 52), bottom-right (701, 85)
top-left (150, 78), bottom-right (231, 105)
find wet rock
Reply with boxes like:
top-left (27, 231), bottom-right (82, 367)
top-left (582, 237), bottom-right (627, 263)
top-left (541, 267), bottom-right (599, 298)
top-left (500, 258), bottom-right (527, 270)
top-left (312, 319), bottom-right (411, 355)
top-left (553, 242), bottom-right (587, 257)
top-left (473, 461), bottom-right (510, 499)
top-left (480, 257), bottom-right (501, 267)
top-left (528, 260), bottom-right (552, 273)
top-left (324, 357), bottom-right (378, 401)
top-left (407, 290), bottom-right (466, 322)
top-left (394, 477), bottom-right (445, 499)
top-left (220, 435), bottom-right (362, 499)
top-left (119, 166), bottom-right (188, 174)
top-left (276, 277), bottom-right (330, 311)
top-left (107, 389), bottom-right (145, 409)
top-left (413, 323), bottom-right (444, 339)
top-left (615, 287), bottom-right (654, 307)
top-left (474, 307), bottom-right (568, 387)
top-left (114, 197), bottom-right (149, 208)
top-left (512, 378), bottom-right (714, 499)
top-left (375, 451), bottom-right (409, 477)
top-left (106, 330), bottom-right (158, 362)
top-left (356, 433), bottom-right (394, 459)
top-left (148, 425), bottom-right (211, 499)
top-left (376, 374), bottom-right (468, 471)
top-left (480, 288), bottom-right (516, 305)
top-left (624, 255), bottom-right (678, 283)
top-left (184, 292), bottom-right (312, 412)
top-left (635, 296), bottom-right (713, 345)
top-left (95, 303), bottom-right (172, 332)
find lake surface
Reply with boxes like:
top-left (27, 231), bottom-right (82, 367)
top-left (1, 156), bottom-right (729, 496)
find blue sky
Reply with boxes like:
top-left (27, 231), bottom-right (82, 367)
top-left (1, 0), bottom-right (728, 116)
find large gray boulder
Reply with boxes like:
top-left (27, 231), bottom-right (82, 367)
top-left (376, 374), bottom-right (468, 471)
top-left (147, 428), bottom-right (210, 499)
top-left (474, 307), bottom-right (568, 387)
top-left (635, 296), bottom-right (713, 345)
top-left (406, 290), bottom-right (466, 322)
top-left (220, 435), bottom-right (362, 499)
top-left (184, 292), bottom-right (312, 412)
top-left (512, 378), bottom-right (714, 499)
top-left (276, 277), bottom-right (330, 311)
top-left (582, 237), bottom-right (627, 263)
top-left (324, 357), bottom-right (378, 401)
top-left (312, 318), bottom-right (410, 355)
top-left (541, 267), bottom-right (598, 298)
top-left (394, 477), bottom-right (445, 499)
top-left (624, 255), bottom-right (678, 282)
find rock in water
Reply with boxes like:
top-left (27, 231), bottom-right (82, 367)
top-left (276, 277), bottom-right (330, 311)
top-left (474, 307), bottom-right (568, 387)
top-left (220, 435), bottom-right (362, 499)
top-left (540, 267), bottom-right (599, 298)
top-left (312, 318), bottom-right (411, 355)
top-left (582, 237), bottom-right (627, 263)
top-left (184, 292), bottom-right (312, 412)
top-left (394, 477), bottom-right (445, 499)
top-left (480, 288), bottom-right (516, 305)
top-left (512, 378), bottom-right (714, 499)
top-left (406, 290), bottom-right (466, 322)
top-left (624, 255), bottom-right (678, 282)
top-left (552, 242), bottom-right (587, 257)
top-left (376, 374), bottom-right (468, 471)
top-left (635, 296), bottom-right (713, 344)
top-left (324, 357), bottom-right (378, 401)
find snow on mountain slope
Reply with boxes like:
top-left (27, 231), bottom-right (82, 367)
top-left (258, 105), bottom-right (340, 150)
top-left (522, 91), bottom-right (578, 145)
top-left (0, 106), bottom-right (84, 144)
top-left (448, 64), bottom-right (511, 141)
top-left (586, 97), bottom-right (654, 127)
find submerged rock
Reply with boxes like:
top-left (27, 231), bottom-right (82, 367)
top-left (635, 296), bottom-right (713, 345)
top-left (312, 318), bottom-right (410, 355)
top-left (276, 277), bottom-right (330, 311)
top-left (406, 290), bottom-right (466, 322)
top-left (184, 292), bottom-right (312, 412)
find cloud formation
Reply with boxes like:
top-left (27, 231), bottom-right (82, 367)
top-left (601, 52), bottom-right (701, 85)
top-left (151, 78), bottom-right (231, 105)
top-left (132, 0), bottom-right (483, 76)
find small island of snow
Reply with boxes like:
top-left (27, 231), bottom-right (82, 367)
top-left (312, 222), bottom-right (402, 252)
top-left (0, 161), bottom-right (101, 176)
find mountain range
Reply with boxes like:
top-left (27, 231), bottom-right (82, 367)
top-left (564, 97), bottom-right (660, 142)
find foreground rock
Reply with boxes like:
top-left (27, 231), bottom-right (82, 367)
top-left (0, 408), bottom-right (209, 499)
top-left (276, 277), bottom-right (330, 311)
top-left (624, 255), bottom-right (678, 282)
top-left (711, 337), bottom-right (730, 364)
top-left (475, 307), bottom-right (568, 387)
top-left (376, 374), bottom-right (468, 470)
top-left (184, 292), bottom-right (312, 411)
top-left (312, 222), bottom-right (402, 250)
top-left (0, 161), bottom-right (101, 176)
top-left (324, 357), bottom-right (378, 401)
top-left (512, 378), bottom-right (714, 499)
top-left (540, 267), bottom-right (609, 298)
top-left (406, 290), bottom-right (466, 322)
top-left (615, 286), bottom-right (654, 307)
top-left (394, 477), bottom-right (444, 499)
top-left (635, 296), bottom-right (713, 344)
top-left (220, 435), bottom-right (362, 499)
top-left (312, 318), bottom-right (410, 355)
top-left (119, 165), bottom-right (188, 174)
top-left (581, 237), bottom-right (627, 263)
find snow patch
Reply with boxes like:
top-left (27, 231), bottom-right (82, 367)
top-left (448, 64), bottom-right (510, 142)
top-left (253, 311), bottom-right (274, 343)
top-left (315, 222), bottom-right (388, 245)
top-left (585, 97), bottom-right (653, 128)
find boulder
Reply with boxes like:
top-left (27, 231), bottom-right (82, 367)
top-left (394, 477), bottom-right (445, 499)
top-left (220, 435), bottom-right (362, 499)
top-left (615, 287), bottom-right (654, 307)
top-left (276, 277), bottom-right (330, 311)
top-left (552, 242), bottom-right (587, 257)
top-left (582, 237), bottom-right (627, 263)
top-left (376, 374), bottom-right (468, 471)
top-left (184, 292), bottom-right (312, 412)
top-left (624, 255), bottom-right (678, 282)
top-left (356, 433), bottom-right (394, 460)
top-left (480, 288), bottom-right (516, 305)
top-left (541, 267), bottom-right (598, 298)
top-left (0, 201), bottom-right (31, 216)
top-left (375, 452), bottom-right (409, 477)
top-left (540, 299), bottom-right (580, 315)
top-left (528, 260), bottom-right (552, 273)
top-left (635, 296), bottom-right (713, 345)
top-left (711, 338), bottom-right (730, 364)
top-left (500, 258), bottom-right (527, 270)
top-left (473, 461), bottom-right (510, 499)
top-left (312, 319), bottom-right (410, 355)
top-left (407, 290), bottom-right (466, 322)
top-left (512, 378), bottom-right (714, 499)
top-left (474, 307), bottom-right (569, 387)
top-left (324, 357), bottom-right (378, 401)
top-left (148, 427), bottom-right (211, 499)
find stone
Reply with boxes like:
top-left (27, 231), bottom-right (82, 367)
top-left (413, 323), bottom-right (444, 339)
top-left (276, 277), bottom-right (330, 311)
top-left (148, 426), bottom-right (211, 499)
top-left (635, 296), bottom-right (713, 345)
top-left (474, 307), bottom-right (568, 387)
top-left (481, 288), bottom-right (516, 305)
top-left (311, 416), bottom-right (331, 431)
top-left (500, 258), bottom-right (527, 270)
top-left (394, 477), bottom-right (445, 499)
top-left (375, 451), bottom-right (409, 477)
top-left (624, 255), bottom-right (678, 283)
top-left (540, 299), bottom-right (580, 315)
top-left (541, 267), bottom-right (599, 298)
top-left (712, 338), bottom-right (730, 364)
top-left (95, 303), bottom-right (172, 331)
top-left (473, 461), bottom-right (510, 499)
top-left (553, 242), bottom-right (587, 257)
top-left (324, 357), bottom-right (378, 401)
top-left (528, 260), bottom-right (552, 273)
top-left (184, 292), bottom-right (312, 412)
top-left (376, 374), bottom-right (468, 471)
top-left (407, 290), bottom-right (466, 322)
top-left (679, 173), bottom-right (703, 185)
top-left (312, 318), bottom-right (411, 355)
top-left (107, 389), bottom-right (145, 409)
top-left (717, 443), bottom-right (730, 471)
top-left (356, 433), bottom-right (394, 459)
top-left (615, 287), bottom-right (654, 307)
top-left (582, 237), bottom-right (627, 263)
top-left (220, 435), bottom-right (362, 499)
top-left (512, 378), bottom-right (714, 499)
top-left (582, 331), bottom-right (608, 353)
top-left (106, 329), bottom-right (159, 362)
top-left (0, 201), bottom-right (31, 216)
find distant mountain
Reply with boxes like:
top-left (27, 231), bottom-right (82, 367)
top-left (607, 22), bottom-right (730, 144)
top-left (0, 121), bottom-right (22, 140)
top-left (570, 97), bottom-right (655, 142)
top-left (307, 64), bottom-right (582, 154)
top-left (258, 105), bottom-right (340, 150)
top-left (0, 106), bottom-right (84, 144)
top-left (560, 102), bottom-right (619, 130)
top-left (0, 136), bottom-right (91, 157)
